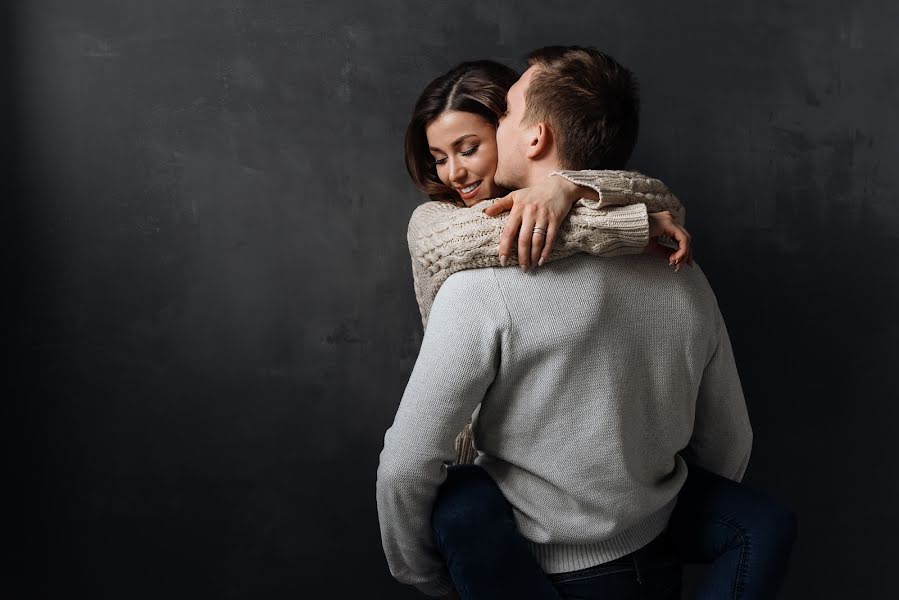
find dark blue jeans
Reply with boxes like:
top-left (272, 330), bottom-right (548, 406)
top-left (430, 463), bottom-right (797, 599)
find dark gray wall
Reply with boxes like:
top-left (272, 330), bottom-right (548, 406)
top-left (9, 1), bottom-right (898, 598)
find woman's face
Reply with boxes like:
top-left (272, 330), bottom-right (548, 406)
top-left (425, 110), bottom-right (502, 206)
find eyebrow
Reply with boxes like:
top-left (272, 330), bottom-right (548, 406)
top-left (429, 134), bottom-right (478, 152)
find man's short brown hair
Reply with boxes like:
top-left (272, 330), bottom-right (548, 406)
top-left (523, 46), bottom-right (640, 170)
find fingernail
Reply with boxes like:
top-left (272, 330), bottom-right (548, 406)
top-left (538, 256), bottom-right (545, 267)
top-left (500, 255), bottom-right (507, 267)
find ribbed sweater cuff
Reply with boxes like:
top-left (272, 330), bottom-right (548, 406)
top-left (414, 575), bottom-right (454, 597)
top-left (572, 201), bottom-right (649, 252)
top-left (550, 170), bottom-right (650, 209)
top-left (549, 170), bottom-right (616, 207)
top-left (525, 496), bottom-right (677, 574)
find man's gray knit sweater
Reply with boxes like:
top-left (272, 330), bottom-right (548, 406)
top-left (376, 252), bottom-right (753, 597)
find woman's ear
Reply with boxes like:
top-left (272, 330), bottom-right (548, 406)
top-left (525, 122), bottom-right (552, 160)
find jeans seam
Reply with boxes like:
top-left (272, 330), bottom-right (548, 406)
top-left (548, 565), bottom-right (636, 584)
top-left (711, 516), bottom-right (750, 600)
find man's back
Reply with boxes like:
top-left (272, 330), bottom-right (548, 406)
top-left (447, 252), bottom-right (753, 573)
top-left (376, 252), bottom-right (752, 586)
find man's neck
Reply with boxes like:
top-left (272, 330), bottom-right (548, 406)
top-left (522, 162), bottom-right (563, 188)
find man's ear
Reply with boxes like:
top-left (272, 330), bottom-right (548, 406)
top-left (525, 122), bottom-right (552, 160)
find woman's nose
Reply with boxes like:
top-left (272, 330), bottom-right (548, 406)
top-left (449, 159), bottom-right (466, 183)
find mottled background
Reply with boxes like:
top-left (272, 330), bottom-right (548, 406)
top-left (6, 0), bottom-right (897, 598)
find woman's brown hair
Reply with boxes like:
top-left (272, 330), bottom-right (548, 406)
top-left (404, 60), bottom-right (518, 204)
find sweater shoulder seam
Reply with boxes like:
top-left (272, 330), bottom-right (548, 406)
top-left (488, 268), bottom-right (515, 343)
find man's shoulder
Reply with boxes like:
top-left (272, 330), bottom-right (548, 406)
top-left (434, 267), bottom-right (510, 307)
top-left (430, 267), bottom-right (507, 324)
top-left (490, 252), bottom-right (719, 308)
top-left (441, 266), bottom-right (500, 292)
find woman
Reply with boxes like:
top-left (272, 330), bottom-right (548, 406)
top-left (402, 60), bottom-right (797, 599)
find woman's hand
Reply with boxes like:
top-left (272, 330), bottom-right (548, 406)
top-left (482, 176), bottom-right (584, 270)
top-left (481, 177), bottom-right (693, 272)
top-left (646, 211), bottom-right (693, 272)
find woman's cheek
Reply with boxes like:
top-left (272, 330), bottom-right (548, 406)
top-left (485, 146), bottom-right (499, 174)
top-left (435, 166), bottom-right (449, 187)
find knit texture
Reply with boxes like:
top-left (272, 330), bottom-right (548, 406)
top-left (407, 170), bottom-right (685, 330)
top-left (376, 253), bottom-right (753, 594)
top-left (551, 169), bottom-right (686, 224)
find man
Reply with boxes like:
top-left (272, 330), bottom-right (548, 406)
top-left (376, 46), bottom-right (753, 598)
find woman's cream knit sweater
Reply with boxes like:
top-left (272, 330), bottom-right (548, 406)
top-left (407, 170), bottom-right (685, 329)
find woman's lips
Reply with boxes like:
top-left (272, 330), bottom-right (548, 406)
top-left (457, 180), bottom-right (483, 201)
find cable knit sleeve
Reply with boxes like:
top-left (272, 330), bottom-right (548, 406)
top-left (407, 197), bottom-right (649, 329)
top-left (550, 170), bottom-right (686, 225)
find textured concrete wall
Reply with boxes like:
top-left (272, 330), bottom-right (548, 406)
top-left (9, 1), bottom-right (898, 597)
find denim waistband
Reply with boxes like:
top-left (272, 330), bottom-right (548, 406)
top-left (545, 528), bottom-right (678, 585)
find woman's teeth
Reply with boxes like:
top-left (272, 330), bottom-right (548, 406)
top-left (461, 182), bottom-right (480, 193)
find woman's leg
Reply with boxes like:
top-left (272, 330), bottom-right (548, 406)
top-left (667, 462), bottom-right (798, 599)
top-left (430, 464), bottom-right (561, 600)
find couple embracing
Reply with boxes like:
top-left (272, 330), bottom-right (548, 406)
top-left (377, 45), bottom-right (797, 599)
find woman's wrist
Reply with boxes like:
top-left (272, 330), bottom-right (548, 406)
top-left (551, 173), bottom-right (601, 204)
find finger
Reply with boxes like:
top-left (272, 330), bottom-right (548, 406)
top-left (665, 224), bottom-right (691, 266)
top-left (680, 230), bottom-right (693, 268)
top-left (531, 212), bottom-right (548, 267)
top-left (499, 206), bottom-right (522, 266)
top-left (483, 194), bottom-right (514, 217)
top-left (530, 229), bottom-right (546, 267)
top-left (540, 218), bottom-right (559, 267)
top-left (519, 206), bottom-right (537, 270)
top-left (675, 232), bottom-right (690, 268)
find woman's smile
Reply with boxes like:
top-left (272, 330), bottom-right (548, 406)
top-left (456, 180), bottom-right (483, 201)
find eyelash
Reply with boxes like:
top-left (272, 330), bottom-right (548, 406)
top-left (434, 146), bottom-right (478, 166)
